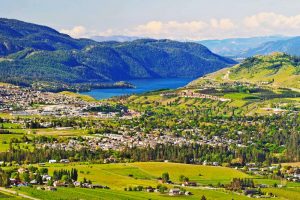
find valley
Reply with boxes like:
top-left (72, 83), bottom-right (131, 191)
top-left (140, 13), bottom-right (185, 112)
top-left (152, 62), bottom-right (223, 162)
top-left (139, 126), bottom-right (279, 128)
top-left (0, 8), bottom-right (300, 199)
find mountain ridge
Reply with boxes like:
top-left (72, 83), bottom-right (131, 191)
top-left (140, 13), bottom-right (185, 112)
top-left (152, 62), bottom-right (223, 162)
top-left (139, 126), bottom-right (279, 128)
top-left (242, 36), bottom-right (300, 57)
top-left (0, 18), bottom-right (236, 89)
top-left (198, 36), bottom-right (289, 58)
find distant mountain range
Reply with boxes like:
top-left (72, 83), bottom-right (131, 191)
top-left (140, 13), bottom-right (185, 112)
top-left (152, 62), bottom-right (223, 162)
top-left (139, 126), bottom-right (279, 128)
top-left (198, 36), bottom-right (290, 58)
top-left (91, 35), bottom-right (142, 42)
top-left (0, 18), bottom-right (236, 88)
top-left (241, 37), bottom-right (300, 57)
top-left (189, 52), bottom-right (300, 89)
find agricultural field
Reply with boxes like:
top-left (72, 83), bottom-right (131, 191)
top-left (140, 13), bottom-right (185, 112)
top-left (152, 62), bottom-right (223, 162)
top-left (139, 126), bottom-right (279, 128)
top-left (4, 162), bottom-right (299, 200)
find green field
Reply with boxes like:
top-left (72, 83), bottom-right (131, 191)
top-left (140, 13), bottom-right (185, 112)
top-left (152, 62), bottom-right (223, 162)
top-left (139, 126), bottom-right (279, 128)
top-left (5, 162), bottom-right (299, 200)
top-left (0, 191), bottom-right (24, 199)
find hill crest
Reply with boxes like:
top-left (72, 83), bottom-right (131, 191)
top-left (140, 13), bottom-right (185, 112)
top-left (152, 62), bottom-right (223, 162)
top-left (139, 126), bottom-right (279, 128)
top-left (189, 53), bottom-right (300, 89)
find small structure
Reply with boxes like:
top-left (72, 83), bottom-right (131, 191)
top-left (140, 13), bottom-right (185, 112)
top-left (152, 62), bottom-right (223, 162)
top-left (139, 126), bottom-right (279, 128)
top-left (169, 188), bottom-right (181, 196)
top-left (17, 168), bottom-right (28, 174)
top-left (146, 186), bottom-right (154, 192)
top-left (45, 186), bottom-right (57, 191)
top-left (89, 184), bottom-right (103, 189)
top-left (182, 181), bottom-right (197, 187)
top-left (53, 181), bottom-right (68, 187)
top-left (30, 179), bottom-right (38, 185)
top-left (60, 159), bottom-right (70, 163)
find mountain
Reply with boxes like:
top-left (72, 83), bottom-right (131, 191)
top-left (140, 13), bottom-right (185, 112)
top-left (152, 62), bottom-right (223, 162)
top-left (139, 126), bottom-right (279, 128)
top-left (198, 36), bottom-right (289, 58)
top-left (0, 18), bottom-right (94, 56)
top-left (0, 18), bottom-right (236, 87)
top-left (91, 35), bottom-right (142, 42)
top-left (242, 36), bottom-right (300, 57)
top-left (189, 53), bottom-right (300, 89)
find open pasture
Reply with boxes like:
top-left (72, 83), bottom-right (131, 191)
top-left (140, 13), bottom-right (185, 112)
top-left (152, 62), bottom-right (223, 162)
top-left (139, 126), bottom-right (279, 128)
top-left (11, 162), bottom-right (295, 200)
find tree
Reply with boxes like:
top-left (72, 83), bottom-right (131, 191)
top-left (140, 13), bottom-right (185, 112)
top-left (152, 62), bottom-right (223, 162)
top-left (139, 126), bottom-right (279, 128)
top-left (71, 168), bottom-right (78, 181)
top-left (36, 174), bottom-right (43, 185)
top-left (0, 168), bottom-right (9, 187)
top-left (39, 168), bottom-right (48, 175)
top-left (61, 175), bottom-right (69, 182)
top-left (161, 172), bottom-right (170, 183)
top-left (179, 175), bottom-right (189, 182)
top-left (47, 179), bottom-right (54, 186)
top-left (201, 195), bottom-right (207, 200)
top-left (157, 185), bottom-right (167, 193)
top-left (22, 173), bottom-right (30, 183)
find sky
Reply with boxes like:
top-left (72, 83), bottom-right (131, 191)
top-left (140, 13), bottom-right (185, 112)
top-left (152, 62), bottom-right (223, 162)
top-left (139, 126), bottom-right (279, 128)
top-left (1, 0), bottom-right (300, 40)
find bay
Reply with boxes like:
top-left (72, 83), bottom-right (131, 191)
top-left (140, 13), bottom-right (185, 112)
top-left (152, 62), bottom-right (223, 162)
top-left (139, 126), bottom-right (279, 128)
top-left (80, 78), bottom-right (193, 100)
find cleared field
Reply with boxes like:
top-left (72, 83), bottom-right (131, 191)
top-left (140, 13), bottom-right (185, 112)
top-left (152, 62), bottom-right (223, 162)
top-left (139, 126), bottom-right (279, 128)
top-left (263, 188), bottom-right (300, 200)
top-left (0, 134), bottom-right (24, 152)
top-left (43, 162), bottom-right (252, 188)
top-left (281, 162), bottom-right (300, 167)
top-left (130, 162), bottom-right (251, 185)
top-left (31, 128), bottom-right (85, 136)
top-left (14, 186), bottom-right (257, 200)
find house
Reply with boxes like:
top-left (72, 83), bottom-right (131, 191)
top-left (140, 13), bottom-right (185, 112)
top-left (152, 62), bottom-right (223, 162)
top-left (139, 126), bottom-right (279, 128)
top-left (169, 188), bottom-right (181, 196)
top-left (243, 189), bottom-right (259, 196)
top-left (30, 179), bottom-right (38, 185)
top-left (60, 159), bottom-right (70, 163)
top-left (146, 186), bottom-right (154, 192)
top-left (89, 184), bottom-right (104, 189)
top-left (246, 163), bottom-right (257, 167)
top-left (73, 181), bottom-right (81, 187)
top-left (53, 181), bottom-right (68, 187)
top-left (103, 156), bottom-right (116, 164)
top-left (42, 175), bottom-right (52, 181)
top-left (17, 168), bottom-right (28, 174)
top-left (49, 159), bottom-right (57, 164)
top-left (45, 186), bottom-right (57, 191)
top-left (38, 163), bottom-right (46, 166)
top-left (182, 181), bottom-right (197, 187)
top-left (249, 168), bottom-right (259, 172)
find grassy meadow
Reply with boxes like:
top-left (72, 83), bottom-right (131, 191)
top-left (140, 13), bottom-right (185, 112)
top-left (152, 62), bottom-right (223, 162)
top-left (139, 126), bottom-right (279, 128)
top-left (4, 162), bottom-right (298, 200)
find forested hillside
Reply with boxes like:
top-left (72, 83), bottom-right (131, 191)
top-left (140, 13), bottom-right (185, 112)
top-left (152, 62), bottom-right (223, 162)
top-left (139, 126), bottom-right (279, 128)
top-left (0, 18), bottom-right (236, 87)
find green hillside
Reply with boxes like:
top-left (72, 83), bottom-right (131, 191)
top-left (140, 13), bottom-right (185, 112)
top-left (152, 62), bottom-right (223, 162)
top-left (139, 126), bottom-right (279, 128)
top-left (189, 53), bottom-right (300, 89)
top-left (0, 18), bottom-right (236, 88)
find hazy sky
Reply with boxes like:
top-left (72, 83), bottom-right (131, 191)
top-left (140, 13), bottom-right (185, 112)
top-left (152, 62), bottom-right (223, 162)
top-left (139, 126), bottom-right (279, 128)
top-left (1, 0), bottom-right (300, 40)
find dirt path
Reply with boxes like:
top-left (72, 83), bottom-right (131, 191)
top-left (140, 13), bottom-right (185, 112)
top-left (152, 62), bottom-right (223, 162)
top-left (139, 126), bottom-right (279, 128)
top-left (0, 187), bottom-right (40, 200)
top-left (223, 70), bottom-right (231, 80)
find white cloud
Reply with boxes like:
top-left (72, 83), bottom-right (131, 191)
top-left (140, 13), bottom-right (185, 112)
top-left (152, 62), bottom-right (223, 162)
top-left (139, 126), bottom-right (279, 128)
top-left (60, 26), bottom-right (87, 38)
top-left (244, 12), bottom-right (300, 29)
top-left (60, 13), bottom-right (300, 40)
top-left (123, 19), bottom-right (237, 40)
top-left (126, 20), bottom-right (208, 39)
top-left (210, 18), bottom-right (235, 30)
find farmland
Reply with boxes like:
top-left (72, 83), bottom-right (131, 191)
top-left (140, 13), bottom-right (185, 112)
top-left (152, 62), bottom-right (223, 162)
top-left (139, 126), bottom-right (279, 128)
top-left (2, 162), bottom-right (298, 200)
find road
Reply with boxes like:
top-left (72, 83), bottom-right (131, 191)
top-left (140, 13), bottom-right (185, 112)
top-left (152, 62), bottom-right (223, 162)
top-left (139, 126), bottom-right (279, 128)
top-left (0, 187), bottom-right (41, 200)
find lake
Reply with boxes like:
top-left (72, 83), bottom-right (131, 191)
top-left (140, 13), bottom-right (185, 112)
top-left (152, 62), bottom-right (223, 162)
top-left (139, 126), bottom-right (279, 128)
top-left (80, 78), bottom-right (193, 100)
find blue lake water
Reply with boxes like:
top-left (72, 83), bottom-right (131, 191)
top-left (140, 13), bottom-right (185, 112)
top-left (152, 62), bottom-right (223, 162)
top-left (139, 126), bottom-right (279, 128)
top-left (80, 78), bottom-right (193, 100)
